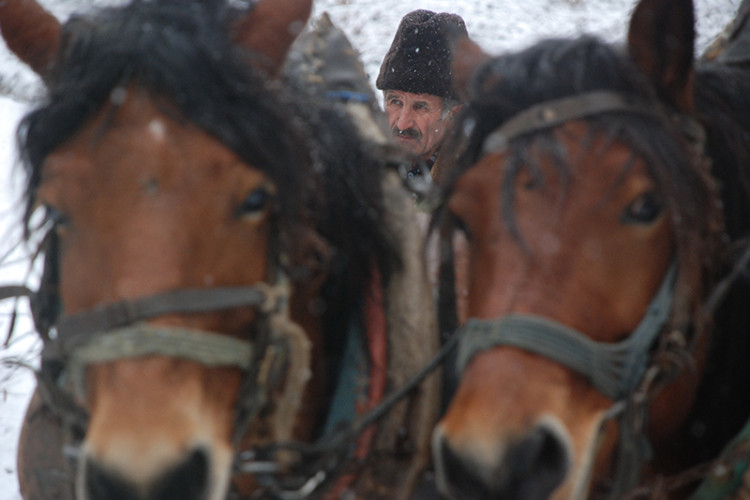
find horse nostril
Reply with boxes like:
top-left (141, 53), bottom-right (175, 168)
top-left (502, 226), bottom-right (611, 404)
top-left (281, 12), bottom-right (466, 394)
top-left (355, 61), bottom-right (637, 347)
top-left (151, 448), bottom-right (210, 500)
top-left (85, 459), bottom-right (140, 500)
top-left (435, 426), bottom-right (569, 500)
top-left (437, 436), bottom-right (495, 500)
top-left (84, 448), bottom-right (210, 500)
top-left (507, 426), bottom-right (569, 500)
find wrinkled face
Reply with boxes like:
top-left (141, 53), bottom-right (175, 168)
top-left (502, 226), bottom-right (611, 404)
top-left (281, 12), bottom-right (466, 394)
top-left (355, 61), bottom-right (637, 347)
top-left (36, 87), bottom-right (321, 500)
top-left (432, 122), bottom-right (695, 500)
top-left (384, 90), bottom-right (456, 161)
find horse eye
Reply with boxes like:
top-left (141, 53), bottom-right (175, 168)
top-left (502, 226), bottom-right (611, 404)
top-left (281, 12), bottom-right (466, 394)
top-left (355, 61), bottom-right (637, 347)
top-left (453, 215), bottom-right (472, 240)
top-left (622, 191), bottom-right (663, 224)
top-left (237, 186), bottom-right (272, 217)
top-left (45, 205), bottom-right (69, 233)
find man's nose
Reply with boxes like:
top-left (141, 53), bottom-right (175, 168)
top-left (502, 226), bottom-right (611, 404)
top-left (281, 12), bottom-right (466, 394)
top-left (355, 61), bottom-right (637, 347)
top-left (395, 108), bottom-right (415, 131)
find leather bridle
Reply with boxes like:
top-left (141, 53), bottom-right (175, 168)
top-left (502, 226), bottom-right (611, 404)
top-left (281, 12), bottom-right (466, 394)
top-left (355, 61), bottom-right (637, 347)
top-left (43, 281), bottom-right (295, 442)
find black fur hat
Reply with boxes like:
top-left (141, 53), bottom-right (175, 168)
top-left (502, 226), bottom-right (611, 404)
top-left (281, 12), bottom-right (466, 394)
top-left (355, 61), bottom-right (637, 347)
top-left (376, 10), bottom-right (468, 101)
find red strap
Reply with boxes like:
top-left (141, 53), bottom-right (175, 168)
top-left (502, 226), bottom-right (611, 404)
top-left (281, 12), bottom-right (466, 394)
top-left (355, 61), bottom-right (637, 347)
top-left (326, 266), bottom-right (387, 497)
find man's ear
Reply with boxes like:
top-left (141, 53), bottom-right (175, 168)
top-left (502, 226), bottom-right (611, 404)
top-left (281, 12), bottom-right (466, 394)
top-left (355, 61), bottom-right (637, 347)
top-left (448, 103), bottom-right (464, 120)
top-left (440, 102), bottom-right (463, 124)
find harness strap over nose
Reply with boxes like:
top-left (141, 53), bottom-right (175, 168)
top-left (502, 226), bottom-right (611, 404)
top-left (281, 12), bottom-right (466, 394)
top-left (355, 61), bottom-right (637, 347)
top-left (67, 323), bottom-right (257, 400)
top-left (480, 90), bottom-right (706, 157)
top-left (44, 285), bottom-right (274, 361)
top-left (455, 263), bottom-right (676, 401)
top-left (35, 282), bottom-right (293, 421)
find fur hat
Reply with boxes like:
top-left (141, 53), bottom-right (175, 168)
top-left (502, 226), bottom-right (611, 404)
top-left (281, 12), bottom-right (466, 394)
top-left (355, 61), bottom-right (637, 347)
top-left (376, 10), bottom-right (468, 101)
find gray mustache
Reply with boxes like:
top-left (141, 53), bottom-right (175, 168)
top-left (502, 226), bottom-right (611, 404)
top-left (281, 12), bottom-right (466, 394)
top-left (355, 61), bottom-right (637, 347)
top-left (393, 127), bottom-right (421, 139)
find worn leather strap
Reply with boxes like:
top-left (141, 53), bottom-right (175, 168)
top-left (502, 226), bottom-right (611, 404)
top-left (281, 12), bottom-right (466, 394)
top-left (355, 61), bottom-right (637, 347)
top-left (481, 90), bottom-right (700, 155)
top-left (456, 264), bottom-right (676, 401)
top-left (0, 285), bottom-right (34, 300)
top-left (45, 285), bottom-right (275, 361)
top-left (66, 323), bottom-right (257, 399)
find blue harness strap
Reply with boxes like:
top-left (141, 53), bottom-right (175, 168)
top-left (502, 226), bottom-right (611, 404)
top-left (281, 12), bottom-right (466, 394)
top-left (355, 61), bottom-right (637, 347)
top-left (323, 320), bottom-right (368, 433)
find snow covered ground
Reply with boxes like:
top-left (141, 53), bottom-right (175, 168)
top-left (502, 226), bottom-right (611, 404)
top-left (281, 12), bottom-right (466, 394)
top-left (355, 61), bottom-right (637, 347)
top-left (0, 0), bottom-right (741, 498)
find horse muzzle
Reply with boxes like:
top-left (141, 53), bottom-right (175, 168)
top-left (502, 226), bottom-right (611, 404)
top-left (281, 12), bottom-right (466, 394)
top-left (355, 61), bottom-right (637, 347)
top-left (81, 447), bottom-right (213, 500)
top-left (433, 421), bottom-right (571, 500)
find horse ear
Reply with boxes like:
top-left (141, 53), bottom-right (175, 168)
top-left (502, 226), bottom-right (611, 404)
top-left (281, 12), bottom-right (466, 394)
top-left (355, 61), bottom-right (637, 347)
top-left (230, 0), bottom-right (312, 76)
top-left (451, 37), bottom-right (492, 102)
top-left (0, 0), bottom-right (62, 79)
top-left (627, 0), bottom-right (696, 112)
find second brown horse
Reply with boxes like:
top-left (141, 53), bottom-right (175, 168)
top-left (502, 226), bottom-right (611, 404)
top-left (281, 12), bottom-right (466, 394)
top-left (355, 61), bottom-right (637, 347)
top-left (432, 0), bottom-right (750, 498)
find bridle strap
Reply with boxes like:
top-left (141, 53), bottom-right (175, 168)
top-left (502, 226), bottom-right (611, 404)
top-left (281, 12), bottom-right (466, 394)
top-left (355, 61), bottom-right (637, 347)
top-left (46, 285), bottom-right (277, 360)
top-left (0, 285), bottom-right (34, 300)
top-left (66, 324), bottom-right (257, 400)
top-left (30, 281), bottom-right (292, 443)
top-left (481, 90), bottom-right (702, 154)
top-left (456, 263), bottom-right (676, 402)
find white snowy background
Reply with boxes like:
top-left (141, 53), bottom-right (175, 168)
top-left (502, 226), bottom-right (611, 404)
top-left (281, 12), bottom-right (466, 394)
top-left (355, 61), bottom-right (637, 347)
top-left (0, 0), bottom-right (740, 498)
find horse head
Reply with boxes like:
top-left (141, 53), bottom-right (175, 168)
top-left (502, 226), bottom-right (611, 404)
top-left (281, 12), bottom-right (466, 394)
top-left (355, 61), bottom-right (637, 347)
top-left (432, 0), bottom-right (750, 498)
top-left (1, 1), bottom-right (407, 499)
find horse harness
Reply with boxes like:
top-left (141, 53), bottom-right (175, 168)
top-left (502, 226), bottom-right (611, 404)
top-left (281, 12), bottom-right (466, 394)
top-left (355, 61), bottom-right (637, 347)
top-left (2, 255), bottom-right (312, 469)
top-left (437, 89), bottom-right (719, 498)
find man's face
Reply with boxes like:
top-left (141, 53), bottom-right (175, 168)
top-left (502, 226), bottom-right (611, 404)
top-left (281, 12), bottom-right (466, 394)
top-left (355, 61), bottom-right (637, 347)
top-left (384, 90), bottom-right (455, 160)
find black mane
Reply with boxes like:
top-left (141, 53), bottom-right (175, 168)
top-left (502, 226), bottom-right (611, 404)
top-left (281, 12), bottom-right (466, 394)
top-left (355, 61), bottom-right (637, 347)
top-left (18, 0), bottom-right (399, 393)
top-left (440, 34), bottom-right (750, 466)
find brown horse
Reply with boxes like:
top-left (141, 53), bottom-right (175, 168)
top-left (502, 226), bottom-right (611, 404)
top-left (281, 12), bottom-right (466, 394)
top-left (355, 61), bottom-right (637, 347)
top-left (0, 0), bottom-right (439, 499)
top-left (431, 0), bottom-right (750, 498)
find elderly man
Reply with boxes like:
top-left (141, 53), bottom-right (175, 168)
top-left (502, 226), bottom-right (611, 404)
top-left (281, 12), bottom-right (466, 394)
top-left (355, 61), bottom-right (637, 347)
top-left (376, 9), bottom-right (468, 179)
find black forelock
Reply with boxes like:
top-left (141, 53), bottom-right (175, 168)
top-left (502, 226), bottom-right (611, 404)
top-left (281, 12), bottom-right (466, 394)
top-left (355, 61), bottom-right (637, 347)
top-left (450, 37), bottom-right (657, 170)
top-left (20, 0), bottom-right (309, 231)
